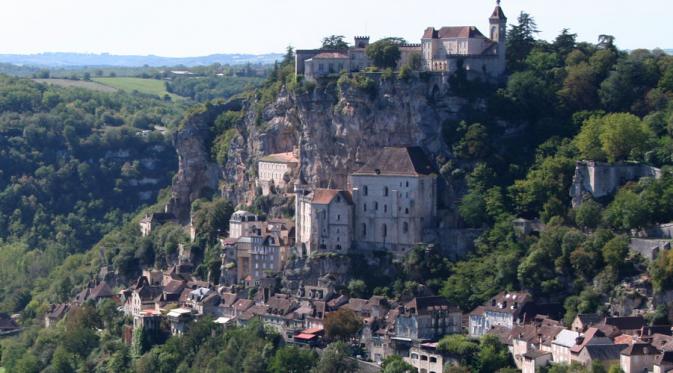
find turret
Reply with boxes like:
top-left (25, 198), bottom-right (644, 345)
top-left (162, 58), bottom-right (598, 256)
top-left (489, 0), bottom-right (507, 44)
top-left (489, 0), bottom-right (507, 75)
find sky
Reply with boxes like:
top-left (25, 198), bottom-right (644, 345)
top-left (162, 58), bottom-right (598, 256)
top-left (1, 0), bottom-right (671, 56)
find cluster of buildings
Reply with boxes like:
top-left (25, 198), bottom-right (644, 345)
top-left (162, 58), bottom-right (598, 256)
top-left (295, 1), bottom-right (507, 81)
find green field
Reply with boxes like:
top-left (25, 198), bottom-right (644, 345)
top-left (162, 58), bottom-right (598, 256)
top-left (34, 78), bottom-right (118, 93)
top-left (93, 77), bottom-right (181, 99)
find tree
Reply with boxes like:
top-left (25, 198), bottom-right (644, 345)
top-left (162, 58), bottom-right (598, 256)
top-left (322, 35), bottom-right (349, 50)
top-left (552, 29), bottom-right (577, 58)
top-left (601, 235), bottom-right (629, 269)
top-left (574, 199), bottom-right (603, 230)
top-left (323, 308), bottom-right (362, 341)
top-left (476, 335), bottom-right (513, 373)
top-left (381, 355), bottom-right (416, 373)
top-left (506, 12), bottom-right (539, 70)
top-left (651, 248), bottom-right (673, 291)
top-left (366, 38), bottom-right (404, 69)
top-left (347, 279), bottom-right (367, 298)
top-left (314, 342), bottom-right (358, 373)
top-left (268, 345), bottom-right (318, 373)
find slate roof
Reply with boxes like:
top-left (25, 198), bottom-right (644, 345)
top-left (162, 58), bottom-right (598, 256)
top-left (604, 316), bottom-right (646, 332)
top-left (621, 342), bottom-right (658, 356)
top-left (423, 26), bottom-right (488, 40)
top-left (575, 313), bottom-right (603, 327)
top-left (310, 189), bottom-right (353, 205)
top-left (585, 344), bottom-right (626, 361)
top-left (0, 313), bottom-right (19, 331)
top-left (404, 296), bottom-right (459, 315)
top-left (353, 147), bottom-right (435, 177)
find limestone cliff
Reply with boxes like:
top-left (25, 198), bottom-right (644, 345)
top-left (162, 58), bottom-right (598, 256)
top-left (169, 74), bottom-right (490, 221)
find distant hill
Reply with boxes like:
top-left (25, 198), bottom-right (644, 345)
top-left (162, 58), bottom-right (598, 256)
top-left (665, 49), bottom-right (673, 55)
top-left (0, 52), bottom-right (283, 67)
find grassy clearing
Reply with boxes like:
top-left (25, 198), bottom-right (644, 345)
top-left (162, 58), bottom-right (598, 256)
top-left (33, 78), bottom-right (118, 93)
top-left (93, 77), bottom-right (182, 99)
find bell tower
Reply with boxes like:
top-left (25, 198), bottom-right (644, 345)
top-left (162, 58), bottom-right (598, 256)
top-left (489, 0), bottom-right (507, 44)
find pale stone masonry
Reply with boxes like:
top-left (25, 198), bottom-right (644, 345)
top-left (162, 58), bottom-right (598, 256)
top-left (294, 188), bottom-right (354, 257)
top-left (349, 147), bottom-right (437, 255)
top-left (296, 2), bottom-right (507, 81)
top-left (257, 150), bottom-right (299, 196)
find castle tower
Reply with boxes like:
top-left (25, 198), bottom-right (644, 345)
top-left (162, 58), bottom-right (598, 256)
top-left (489, 0), bottom-right (507, 73)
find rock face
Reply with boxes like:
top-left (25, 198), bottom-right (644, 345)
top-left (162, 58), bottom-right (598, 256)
top-left (169, 74), bottom-right (489, 224)
top-left (228, 75), bottom-right (485, 206)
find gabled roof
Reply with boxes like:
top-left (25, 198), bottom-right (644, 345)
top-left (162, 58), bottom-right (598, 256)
top-left (352, 147), bottom-right (435, 177)
top-left (621, 342), bottom-right (658, 356)
top-left (310, 189), bottom-right (354, 205)
top-left (553, 329), bottom-right (582, 348)
top-left (404, 296), bottom-right (459, 315)
top-left (423, 26), bottom-right (488, 40)
top-left (90, 281), bottom-right (114, 300)
top-left (585, 344), bottom-right (626, 361)
top-left (604, 316), bottom-right (646, 332)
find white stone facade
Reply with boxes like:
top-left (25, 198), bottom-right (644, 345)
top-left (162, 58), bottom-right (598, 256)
top-left (258, 151), bottom-right (298, 196)
top-left (295, 188), bottom-right (354, 257)
top-left (229, 210), bottom-right (263, 239)
top-left (349, 147), bottom-right (437, 255)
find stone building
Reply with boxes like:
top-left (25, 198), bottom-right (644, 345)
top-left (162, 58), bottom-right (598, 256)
top-left (233, 235), bottom-right (284, 284)
top-left (295, 187), bottom-right (354, 257)
top-left (295, 2), bottom-right (507, 81)
top-left (405, 342), bottom-right (451, 373)
top-left (570, 160), bottom-right (661, 207)
top-left (257, 150), bottom-right (299, 196)
top-left (139, 211), bottom-right (176, 237)
top-left (421, 1), bottom-right (506, 78)
top-left (229, 210), bottom-right (263, 239)
top-left (469, 291), bottom-right (531, 337)
top-left (350, 146), bottom-right (437, 255)
top-left (395, 296), bottom-right (462, 341)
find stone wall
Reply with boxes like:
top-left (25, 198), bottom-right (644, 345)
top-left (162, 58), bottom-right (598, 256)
top-left (570, 161), bottom-right (661, 207)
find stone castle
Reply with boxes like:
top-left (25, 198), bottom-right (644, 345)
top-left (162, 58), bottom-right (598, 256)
top-left (295, 1), bottom-right (507, 81)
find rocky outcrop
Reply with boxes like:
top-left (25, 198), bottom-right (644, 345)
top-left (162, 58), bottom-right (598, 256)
top-left (219, 74), bottom-right (488, 209)
top-left (167, 99), bottom-right (243, 223)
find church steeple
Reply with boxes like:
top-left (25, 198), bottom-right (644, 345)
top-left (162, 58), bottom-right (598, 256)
top-left (489, 0), bottom-right (507, 43)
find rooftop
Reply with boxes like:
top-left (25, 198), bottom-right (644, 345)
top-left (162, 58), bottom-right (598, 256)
top-left (352, 146), bottom-right (435, 177)
top-left (259, 151), bottom-right (298, 164)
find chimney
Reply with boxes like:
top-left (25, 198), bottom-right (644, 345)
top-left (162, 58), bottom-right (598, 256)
top-left (575, 336), bottom-right (584, 345)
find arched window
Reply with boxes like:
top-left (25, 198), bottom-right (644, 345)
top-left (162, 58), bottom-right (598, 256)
top-left (382, 224), bottom-right (387, 238)
top-left (384, 186), bottom-right (389, 196)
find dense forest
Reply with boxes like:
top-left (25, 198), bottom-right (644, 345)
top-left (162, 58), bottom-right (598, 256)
top-left (2, 10), bottom-right (673, 373)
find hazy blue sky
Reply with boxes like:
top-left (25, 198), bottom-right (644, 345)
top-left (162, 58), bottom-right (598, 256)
top-left (2, 0), bottom-right (671, 56)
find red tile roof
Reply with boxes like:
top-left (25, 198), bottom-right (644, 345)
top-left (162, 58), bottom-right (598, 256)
top-left (311, 189), bottom-right (353, 205)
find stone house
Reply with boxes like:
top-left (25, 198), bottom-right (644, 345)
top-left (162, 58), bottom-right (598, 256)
top-left (395, 296), bottom-right (462, 341)
top-left (228, 210), bottom-right (263, 239)
top-left (572, 314), bottom-right (603, 332)
top-left (295, 188), bottom-right (354, 257)
top-left (167, 308), bottom-right (193, 336)
top-left (654, 351), bottom-right (673, 373)
top-left (120, 276), bottom-right (163, 316)
top-left (521, 350), bottom-right (552, 373)
top-left (552, 329), bottom-right (582, 364)
top-left (257, 151), bottom-right (299, 196)
top-left (234, 235), bottom-right (284, 284)
top-left (469, 291), bottom-right (531, 337)
top-left (44, 303), bottom-right (70, 328)
top-left (405, 342), bottom-right (451, 373)
top-left (304, 52), bottom-right (350, 79)
top-left (139, 211), bottom-right (176, 237)
top-left (350, 146), bottom-right (437, 256)
top-left (73, 280), bottom-right (115, 305)
top-left (621, 342), bottom-right (660, 373)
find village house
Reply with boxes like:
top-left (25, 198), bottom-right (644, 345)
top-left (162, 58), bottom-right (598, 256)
top-left (139, 211), bottom-right (176, 237)
top-left (73, 280), bottom-right (115, 305)
top-left (295, 188), bottom-right (354, 257)
top-left (405, 342), bottom-right (452, 373)
top-left (44, 303), bottom-right (70, 328)
top-left (395, 296), bottom-right (462, 341)
top-left (295, 2), bottom-right (507, 81)
top-left (257, 150), bottom-right (299, 196)
top-left (167, 308), bottom-right (194, 336)
top-left (350, 146), bottom-right (437, 255)
top-left (228, 210), bottom-right (263, 239)
top-left (552, 329), bottom-right (582, 364)
top-left (469, 291), bottom-right (532, 337)
top-left (120, 276), bottom-right (163, 316)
